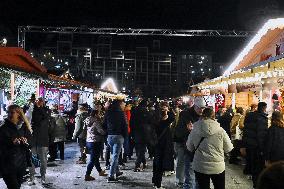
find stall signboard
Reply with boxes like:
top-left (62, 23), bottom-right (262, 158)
top-left (236, 82), bottom-right (262, 92)
top-left (236, 92), bottom-right (250, 109)
top-left (262, 77), bottom-right (284, 90)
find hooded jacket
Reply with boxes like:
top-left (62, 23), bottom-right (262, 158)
top-left (73, 110), bottom-right (89, 139)
top-left (187, 119), bottom-right (233, 174)
top-left (51, 113), bottom-right (67, 142)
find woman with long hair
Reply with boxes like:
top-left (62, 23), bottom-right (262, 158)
top-left (0, 105), bottom-right (32, 189)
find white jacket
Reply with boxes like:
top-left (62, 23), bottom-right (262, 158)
top-left (186, 118), bottom-right (233, 174)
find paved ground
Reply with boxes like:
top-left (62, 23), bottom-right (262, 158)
top-left (0, 142), bottom-right (253, 189)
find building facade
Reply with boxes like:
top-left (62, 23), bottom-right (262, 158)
top-left (33, 34), bottom-right (213, 97)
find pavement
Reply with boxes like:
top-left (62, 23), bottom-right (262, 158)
top-left (0, 142), bottom-right (253, 189)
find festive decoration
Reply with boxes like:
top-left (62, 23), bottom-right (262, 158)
top-left (215, 94), bottom-right (225, 111)
top-left (13, 75), bottom-right (37, 106)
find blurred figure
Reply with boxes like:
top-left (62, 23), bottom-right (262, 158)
top-left (229, 107), bottom-right (245, 164)
top-left (131, 99), bottom-right (153, 172)
top-left (242, 102), bottom-right (268, 188)
top-left (72, 103), bottom-right (89, 164)
top-left (123, 103), bottom-right (132, 162)
top-left (23, 94), bottom-right (36, 124)
top-left (85, 110), bottom-right (108, 181)
top-left (103, 99), bottom-right (128, 182)
top-left (64, 101), bottom-right (78, 141)
top-left (264, 111), bottom-right (284, 166)
top-left (152, 103), bottom-right (175, 189)
top-left (0, 105), bottom-right (32, 189)
top-left (256, 161), bottom-right (284, 189)
top-left (49, 106), bottom-right (67, 161)
top-left (187, 108), bottom-right (233, 189)
top-left (173, 97), bottom-right (206, 188)
top-left (29, 98), bottom-right (52, 184)
top-left (218, 106), bottom-right (233, 139)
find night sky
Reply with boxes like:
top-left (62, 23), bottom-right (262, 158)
top-left (1, 0), bottom-right (284, 65)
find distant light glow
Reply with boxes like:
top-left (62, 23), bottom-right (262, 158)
top-left (223, 18), bottom-right (284, 76)
top-left (100, 78), bottom-right (118, 93)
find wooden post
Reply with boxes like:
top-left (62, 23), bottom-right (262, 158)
top-left (10, 73), bottom-right (15, 102)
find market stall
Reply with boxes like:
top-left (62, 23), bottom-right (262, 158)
top-left (193, 18), bottom-right (284, 112)
top-left (0, 47), bottom-right (47, 119)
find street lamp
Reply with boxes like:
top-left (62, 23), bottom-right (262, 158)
top-left (0, 38), bottom-right (7, 46)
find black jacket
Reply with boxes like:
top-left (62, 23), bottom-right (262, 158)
top-left (173, 106), bottom-right (200, 143)
top-left (154, 113), bottom-right (175, 171)
top-left (264, 124), bottom-right (284, 162)
top-left (130, 106), bottom-right (153, 144)
top-left (0, 119), bottom-right (32, 175)
top-left (242, 111), bottom-right (268, 152)
top-left (217, 111), bottom-right (233, 138)
top-left (31, 106), bottom-right (51, 147)
top-left (103, 109), bottom-right (128, 138)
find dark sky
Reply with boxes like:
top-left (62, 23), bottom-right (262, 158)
top-left (1, 0), bottom-right (283, 29)
top-left (1, 0), bottom-right (284, 65)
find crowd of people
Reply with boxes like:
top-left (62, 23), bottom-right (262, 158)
top-left (0, 94), bottom-right (283, 189)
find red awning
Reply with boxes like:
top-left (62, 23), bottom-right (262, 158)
top-left (0, 47), bottom-right (47, 75)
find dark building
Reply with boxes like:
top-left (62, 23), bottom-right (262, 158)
top-left (30, 34), bottom-right (214, 98)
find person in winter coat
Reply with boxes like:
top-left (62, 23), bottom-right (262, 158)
top-left (122, 104), bottom-right (132, 163)
top-left (217, 107), bottom-right (233, 139)
top-left (0, 105), bottom-right (32, 189)
top-left (103, 99), bottom-right (128, 182)
top-left (72, 103), bottom-right (89, 164)
top-left (29, 97), bottom-right (52, 184)
top-left (187, 108), bottom-right (233, 189)
top-left (64, 101), bottom-right (78, 140)
top-left (84, 109), bottom-right (108, 181)
top-left (173, 97), bottom-right (206, 188)
top-left (152, 103), bottom-right (175, 189)
top-left (130, 99), bottom-right (153, 172)
top-left (49, 107), bottom-right (67, 161)
top-left (242, 102), bottom-right (268, 188)
top-left (229, 107), bottom-right (245, 164)
top-left (264, 111), bottom-right (284, 166)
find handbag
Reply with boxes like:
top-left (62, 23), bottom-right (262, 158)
top-left (189, 137), bottom-right (205, 162)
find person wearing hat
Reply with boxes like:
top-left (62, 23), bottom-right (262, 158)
top-left (72, 103), bottom-right (89, 164)
top-left (173, 96), bottom-right (206, 188)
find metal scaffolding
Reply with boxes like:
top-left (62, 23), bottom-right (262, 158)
top-left (18, 26), bottom-right (253, 49)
